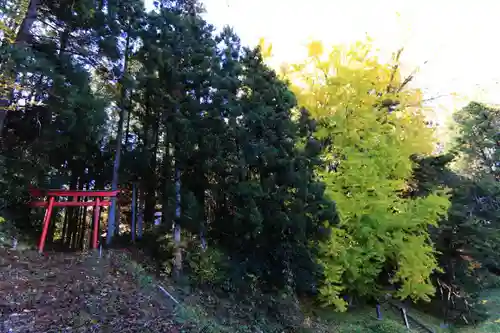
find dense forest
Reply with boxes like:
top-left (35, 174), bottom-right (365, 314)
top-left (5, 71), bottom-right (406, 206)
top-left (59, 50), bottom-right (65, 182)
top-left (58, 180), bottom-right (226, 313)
top-left (1, 0), bottom-right (500, 331)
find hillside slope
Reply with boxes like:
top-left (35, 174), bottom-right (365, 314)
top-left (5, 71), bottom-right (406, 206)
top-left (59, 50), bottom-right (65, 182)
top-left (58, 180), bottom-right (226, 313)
top-left (0, 248), bottom-right (179, 332)
top-left (0, 246), bottom-right (455, 333)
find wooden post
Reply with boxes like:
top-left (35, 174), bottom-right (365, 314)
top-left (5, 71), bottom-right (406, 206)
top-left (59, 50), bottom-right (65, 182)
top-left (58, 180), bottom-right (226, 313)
top-left (376, 303), bottom-right (382, 320)
top-left (401, 307), bottom-right (410, 329)
top-left (131, 183), bottom-right (136, 242)
top-left (92, 197), bottom-right (101, 249)
top-left (38, 196), bottom-right (55, 254)
top-left (115, 195), bottom-right (120, 237)
top-left (137, 190), bottom-right (143, 239)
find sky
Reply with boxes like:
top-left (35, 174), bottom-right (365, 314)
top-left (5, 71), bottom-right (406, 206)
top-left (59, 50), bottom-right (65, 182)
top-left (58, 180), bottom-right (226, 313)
top-left (144, 0), bottom-right (500, 129)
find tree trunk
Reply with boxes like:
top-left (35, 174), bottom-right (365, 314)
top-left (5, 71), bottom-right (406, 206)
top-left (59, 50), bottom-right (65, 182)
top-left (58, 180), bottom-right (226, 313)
top-left (64, 172), bottom-right (78, 248)
top-left (197, 176), bottom-right (207, 251)
top-left (137, 190), bottom-right (144, 239)
top-left (92, 178), bottom-right (104, 248)
top-left (131, 183), bottom-right (136, 242)
top-left (173, 106), bottom-right (182, 278)
top-left (173, 167), bottom-right (182, 278)
top-left (141, 85), bottom-right (155, 227)
top-left (195, 140), bottom-right (207, 250)
top-left (15, 0), bottom-right (39, 44)
top-left (124, 92), bottom-right (133, 151)
top-left (78, 191), bottom-right (88, 250)
top-left (70, 179), bottom-right (84, 249)
top-left (144, 116), bottom-right (159, 228)
top-left (61, 208), bottom-right (69, 247)
top-left (107, 30), bottom-right (131, 245)
top-left (161, 129), bottom-right (172, 227)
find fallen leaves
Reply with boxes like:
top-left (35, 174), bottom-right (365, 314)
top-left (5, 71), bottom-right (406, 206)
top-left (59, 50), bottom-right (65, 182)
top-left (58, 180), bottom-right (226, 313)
top-left (0, 248), bottom-right (179, 332)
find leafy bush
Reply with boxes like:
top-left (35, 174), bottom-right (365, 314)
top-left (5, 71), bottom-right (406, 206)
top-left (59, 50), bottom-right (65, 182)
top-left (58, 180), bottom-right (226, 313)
top-left (135, 231), bottom-right (175, 275)
top-left (173, 304), bottom-right (226, 333)
top-left (0, 215), bottom-right (30, 250)
top-left (185, 243), bottom-right (226, 286)
top-left (0, 216), bottom-right (11, 247)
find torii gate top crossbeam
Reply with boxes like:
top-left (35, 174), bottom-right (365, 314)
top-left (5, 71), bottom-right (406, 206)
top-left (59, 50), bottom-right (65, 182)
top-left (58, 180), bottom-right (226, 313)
top-left (29, 189), bottom-right (120, 197)
top-left (29, 188), bottom-right (120, 254)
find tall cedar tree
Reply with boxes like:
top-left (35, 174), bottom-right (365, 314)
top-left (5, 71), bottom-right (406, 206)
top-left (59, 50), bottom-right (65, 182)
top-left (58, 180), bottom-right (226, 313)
top-left (0, 0), bottom-right (113, 246)
top-left (208, 37), bottom-right (337, 292)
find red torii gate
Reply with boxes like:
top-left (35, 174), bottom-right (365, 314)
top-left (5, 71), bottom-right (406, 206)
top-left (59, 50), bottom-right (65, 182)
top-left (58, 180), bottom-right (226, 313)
top-left (29, 188), bottom-right (120, 254)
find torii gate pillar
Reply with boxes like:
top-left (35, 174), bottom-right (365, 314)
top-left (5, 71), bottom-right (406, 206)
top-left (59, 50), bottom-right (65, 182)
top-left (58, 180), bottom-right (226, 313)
top-left (29, 188), bottom-right (120, 254)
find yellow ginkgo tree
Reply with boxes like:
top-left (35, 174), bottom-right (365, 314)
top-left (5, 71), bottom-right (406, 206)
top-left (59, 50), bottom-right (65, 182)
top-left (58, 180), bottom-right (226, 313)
top-left (281, 39), bottom-right (450, 310)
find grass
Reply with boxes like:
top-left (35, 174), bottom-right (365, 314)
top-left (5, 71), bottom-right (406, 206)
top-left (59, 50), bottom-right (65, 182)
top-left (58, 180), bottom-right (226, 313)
top-left (458, 289), bottom-right (500, 333)
top-left (302, 305), bottom-right (411, 333)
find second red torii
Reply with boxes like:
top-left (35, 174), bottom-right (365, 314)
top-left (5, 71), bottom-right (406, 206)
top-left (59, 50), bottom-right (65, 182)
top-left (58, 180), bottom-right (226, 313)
top-left (29, 188), bottom-right (120, 254)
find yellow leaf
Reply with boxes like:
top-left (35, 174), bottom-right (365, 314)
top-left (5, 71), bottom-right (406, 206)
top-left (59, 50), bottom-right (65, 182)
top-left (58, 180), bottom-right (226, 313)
top-left (307, 40), bottom-right (324, 58)
top-left (258, 37), bottom-right (273, 59)
top-left (258, 37), bottom-right (266, 50)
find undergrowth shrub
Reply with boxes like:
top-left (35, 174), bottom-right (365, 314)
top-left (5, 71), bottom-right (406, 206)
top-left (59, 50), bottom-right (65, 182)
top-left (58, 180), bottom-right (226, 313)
top-left (263, 292), bottom-right (305, 330)
top-left (0, 215), bottom-right (31, 250)
top-left (185, 243), bottom-right (226, 286)
top-left (135, 230), bottom-right (175, 275)
top-left (0, 215), bottom-right (12, 247)
top-left (115, 251), bottom-right (154, 288)
top-left (174, 304), bottom-right (225, 333)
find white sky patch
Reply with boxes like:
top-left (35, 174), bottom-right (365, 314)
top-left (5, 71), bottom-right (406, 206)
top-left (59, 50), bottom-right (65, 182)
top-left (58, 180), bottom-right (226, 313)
top-left (144, 0), bottom-right (500, 132)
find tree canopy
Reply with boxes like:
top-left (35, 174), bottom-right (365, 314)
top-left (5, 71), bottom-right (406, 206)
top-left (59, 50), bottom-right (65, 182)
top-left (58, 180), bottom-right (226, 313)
top-left (0, 1), bottom-right (499, 329)
top-left (282, 40), bottom-right (450, 310)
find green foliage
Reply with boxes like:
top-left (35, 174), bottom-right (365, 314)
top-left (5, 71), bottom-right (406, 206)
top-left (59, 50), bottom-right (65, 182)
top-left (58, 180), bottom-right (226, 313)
top-left (452, 102), bottom-right (500, 179)
top-left (407, 102), bottom-right (500, 326)
top-left (178, 29), bottom-right (339, 294)
top-left (285, 40), bottom-right (450, 310)
top-left (0, 0), bottom-right (337, 302)
top-left (173, 304), bottom-right (227, 333)
top-left (0, 216), bottom-right (13, 248)
top-left (135, 231), bottom-right (176, 276)
top-left (305, 303), bottom-right (420, 333)
top-left (175, 286), bottom-right (310, 332)
top-left (185, 243), bottom-right (226, 286)
top-left (1, 0), bottom-right (499, 331)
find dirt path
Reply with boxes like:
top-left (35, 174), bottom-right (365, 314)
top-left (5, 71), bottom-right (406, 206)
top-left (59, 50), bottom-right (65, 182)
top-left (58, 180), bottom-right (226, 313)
top-left (0, 248), bottom-right (179, 332)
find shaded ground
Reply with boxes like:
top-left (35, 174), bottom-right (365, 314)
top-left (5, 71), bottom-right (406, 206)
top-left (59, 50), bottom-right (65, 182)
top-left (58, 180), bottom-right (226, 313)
top-left (459, 289), bottom-right (500, 333)
top-left (2, 245), bottom-right (495, 333)
top-left (0, 248), bottom-right (180, 332)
